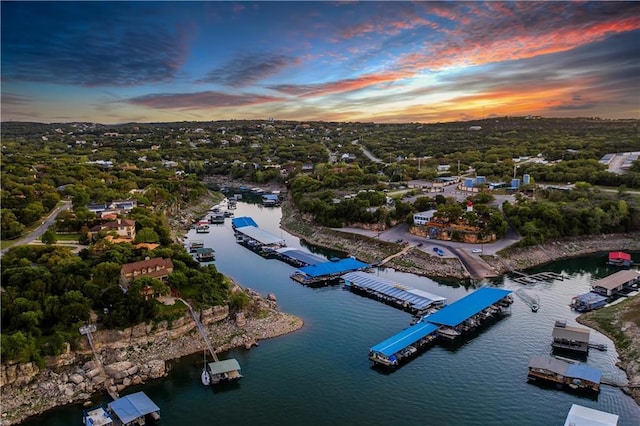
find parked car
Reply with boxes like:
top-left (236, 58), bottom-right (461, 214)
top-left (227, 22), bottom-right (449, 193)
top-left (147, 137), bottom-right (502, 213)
top-left (472, 248), bottom-right (482, 254)
top-left (433, 247), bottom-right (444, 256)
top-left (396, 239), bottom-right (403, 243)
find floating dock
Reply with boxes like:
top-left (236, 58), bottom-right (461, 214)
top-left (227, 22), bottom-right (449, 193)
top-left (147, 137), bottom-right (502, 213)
top-left (564, 404), bottom-right (618, 426)
top-left (551, 320), bottom-right (590, 355)
top-left (231, 216), bottom-right (258, 229)
top-left (83, 391), bottom-right (161, 426)
top-left (207, 359), bottom-right (243, 384)
top-left (275, 247), bottom-right (326, 268)
top-left (234, 220), bottom-right (286, 257)
top-left (195, 247), bottom-right (215, 262)
top-left (369, 322), bottom-right (439, 367)
top-left (342, 271), bottom-right (446, 314)
top-left (369, 287), bottom-right (512, 367)
top-left (527, 355), bottom-right (601, 393)
top-left (570, 292), bottom-right (608, 312)
top-left (188, 240), bottom-right (204, 252)
top-left (290, 257), bottom-right (369, 286)
top-left (513, 271), bottom-right (565, 285)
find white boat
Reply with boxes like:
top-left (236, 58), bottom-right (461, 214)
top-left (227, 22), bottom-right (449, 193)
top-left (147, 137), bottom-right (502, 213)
top-left (201, 351), bottom-right (211, 386)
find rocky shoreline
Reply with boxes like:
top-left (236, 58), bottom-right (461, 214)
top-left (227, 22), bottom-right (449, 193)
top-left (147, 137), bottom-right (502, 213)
top-left (0, 287), bottom-right (303, 426)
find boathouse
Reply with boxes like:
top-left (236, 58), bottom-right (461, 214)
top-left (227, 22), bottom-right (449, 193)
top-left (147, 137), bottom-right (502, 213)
top-left (369, 322), bottom-right (439, 366)
top-left (527, 355), bottom-right (601, 393)
top-left (607, 251), bottom-right (631, 268)
top-left (564, 404), bottom-right (619, 426)
top-left (290, 257), bottom-right (369, 286)
top-left (342, 271), bottom-right (446, 314)
top-left (422, 287), bottom-right (513, 339)
top-left (570, 292), bottom-right (608, 312)
top-left (207, 359), bottom-right (243, 384)
top-left (275, 247), bottom-right (326, 267)
top-left (195, 247), bottom-right (215, 262)
top-left (551, 320), bottom-right (590, 354)
top-left (235, 225), bottom-right (286, 251)
top-left (591, 269), bottom-right (640, 297)
top-left (82, 392), bottom-right (160, 426)
top-left (231, 216), bottom-right (258, 229)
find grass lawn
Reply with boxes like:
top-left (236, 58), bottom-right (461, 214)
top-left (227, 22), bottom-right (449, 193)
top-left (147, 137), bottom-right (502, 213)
top-left (54, 233), bottom-right (81, 241)
top-left (156, 299), bottom-right (188, 322)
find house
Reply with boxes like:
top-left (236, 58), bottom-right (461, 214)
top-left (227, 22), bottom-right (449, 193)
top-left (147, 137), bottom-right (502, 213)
top-left (413, 210), bottom-right (437, 226)
top-left (119, 257), bottom-right (174, 289)
top-left (90, 218), bottom-right (136, 241)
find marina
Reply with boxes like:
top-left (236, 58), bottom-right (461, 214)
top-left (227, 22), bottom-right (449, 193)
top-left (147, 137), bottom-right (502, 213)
top-left (25, 201), bottom-right (640, 426)
top-left (369, 287), bottom-right (513, 367)
top-left (274, 247), bottom-right (326, 268)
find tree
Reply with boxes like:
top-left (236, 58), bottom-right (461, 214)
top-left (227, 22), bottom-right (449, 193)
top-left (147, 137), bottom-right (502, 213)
top-left (91, 262), bottom-right (122, 288)
top-left (1, 209), bottom-right (25, 239)
top-left (134, 227), bottom-right (160, 243)
top-left (41, 229), bottom-right (57, 245)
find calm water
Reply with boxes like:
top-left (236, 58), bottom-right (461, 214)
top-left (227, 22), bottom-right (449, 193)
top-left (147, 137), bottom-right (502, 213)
top-left (23, 202), bottom-right (640, 425)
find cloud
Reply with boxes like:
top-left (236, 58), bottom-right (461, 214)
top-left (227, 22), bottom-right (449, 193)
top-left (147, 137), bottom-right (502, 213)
top-left (1, 2), bottom-right (189, 86)
top-left (1, 93), bottom-right (30, 106)
top-left (199, 53), bottom-right (300, 87)
top-left (267, 70), bottom-right (413, 98)
top-left (125, 91), bottom-right (285, 110)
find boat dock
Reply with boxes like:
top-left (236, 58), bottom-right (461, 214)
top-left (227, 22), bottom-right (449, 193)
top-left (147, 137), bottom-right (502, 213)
top-left (232, 217), bottom-right (286, 257)
top-left (342, 271), bottom-right (446, 315)
top-left (83, 391), bottom-right (161, 426)
top-left (527, 355), bottom-right (601, 393)
top-left (369, 287), bottom-right (512, 367)
top-left (195, 247), bottom-right (215, 262)
top-left (551, 320), bottom-right (591, 355)
top-left (290, 257), bottom-right (369, 286)
top-left (512, 271), bottom-right (565, 285)
top-left (275, 247), bottom-right (326, 268)
top-left (188, 240), bottom-right (205, 252)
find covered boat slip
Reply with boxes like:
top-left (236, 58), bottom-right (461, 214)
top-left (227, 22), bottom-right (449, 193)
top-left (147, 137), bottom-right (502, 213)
top-left (231, 216), bottom-right (258, 229)
top-left (369, 322), bottom-right (439, 366)
top-left (423, 287), bottom-right (513, 337)
top-left (369, 287), bottom-right (513, 367)
top-left (590, 269), bottom-right (640, 297)
top-left (342, 271), bottom-right (446, 314)
top-left (564, 404), bottom-right (619, 426)
top-left (275, 247), bottom-right (326, 267)
top-left (107, 391), bottom-right (160, 425)
top-left (207, 359), bottom-right (243, 384)
top-left (551, 321), bottom-right (590, 354)
top-left (235, 225), bottom-right (285, 247)
top-left (290, 257), bottom-right (370, 286)
top-left (527, 355), bottom-right (602, 393)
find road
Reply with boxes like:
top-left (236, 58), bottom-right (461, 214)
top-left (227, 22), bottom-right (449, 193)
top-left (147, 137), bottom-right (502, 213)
top-left (0, 200), bottom-right (72, 256)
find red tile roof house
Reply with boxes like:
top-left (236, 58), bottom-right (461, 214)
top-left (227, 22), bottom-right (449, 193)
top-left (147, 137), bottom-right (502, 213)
top-left (119, 258), bottom-right (174, 299)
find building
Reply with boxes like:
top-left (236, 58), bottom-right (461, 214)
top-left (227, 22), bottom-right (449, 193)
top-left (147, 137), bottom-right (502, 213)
top-left (551, 320), bottom-right (590, 354)
top-left (413, 210), bottom-right (437, 226)
top-left (90, 218), bottom-right (136, 241)
top-left (591, 270), bottom-right (640, 297)
top-left (564, 404), bottom-right (618, 426)
top-left (527, 355), bottom-right (601, 393)
top-left (120, 257), bottom-right (174, 289)
top-left (607, 251), bottom-right (632, 268)
top-left (570, 292), bottom-right (608, 312)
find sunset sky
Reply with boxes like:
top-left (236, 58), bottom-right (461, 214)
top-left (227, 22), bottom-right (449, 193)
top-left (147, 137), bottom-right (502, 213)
top-left (2, 1), bottom-right (639, 124)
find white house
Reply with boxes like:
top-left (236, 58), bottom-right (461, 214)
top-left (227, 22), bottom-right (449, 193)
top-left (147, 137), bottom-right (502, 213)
top-left (413, 210), bottom-right (437, 225)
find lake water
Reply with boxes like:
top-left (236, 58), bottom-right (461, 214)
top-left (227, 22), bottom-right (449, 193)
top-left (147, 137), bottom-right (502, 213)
top-left (22, 201), bottom-right (640, 425)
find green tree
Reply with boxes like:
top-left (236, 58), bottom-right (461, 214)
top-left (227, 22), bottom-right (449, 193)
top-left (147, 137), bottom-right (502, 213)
top-left (134, 227), bottom-right (160, 243)
top-left (41, 229), bottom-right (57, 245)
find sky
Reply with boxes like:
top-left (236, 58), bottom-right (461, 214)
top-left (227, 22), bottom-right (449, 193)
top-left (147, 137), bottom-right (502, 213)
top-left (1, 1), bottom-right (639, 124)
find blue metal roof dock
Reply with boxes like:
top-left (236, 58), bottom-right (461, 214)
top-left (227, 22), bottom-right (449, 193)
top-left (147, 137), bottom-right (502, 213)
top-left (424, 287), bottom-right (512, 327)
top-left (108, 391), bottom-right (160, 425)
top-left (343, 271), bottom-right (446, 314)
top-left (369, 322), bottom-right (439, 366)
top-left (231, 216), bottom-right (258, 229)
top-left (291, 257), bottom-right (369, 286)
top-left (369, 287), bottom-right (513, 367)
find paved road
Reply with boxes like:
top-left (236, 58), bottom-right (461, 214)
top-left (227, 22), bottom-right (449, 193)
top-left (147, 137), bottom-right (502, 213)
top-left (0, 200), bottom-right (72, 256)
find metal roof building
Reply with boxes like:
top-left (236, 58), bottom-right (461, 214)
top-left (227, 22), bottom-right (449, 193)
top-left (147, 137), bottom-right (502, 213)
top-left (564, 404), bottom-right (619, 426)
top-left (231, 216), bottom-right (258, 228)
top-left (235, 225), bottom-right (285, 246)
top-left (208, 359), bottom-right (242, 375)
top-left (370, 322), bottom-right (439, 357)
top-left (343, 271), bottom-right (446, 312)
top-left (591, 269), bottom-right (640, 296)
top-left (424, 287), bottom-right (512, 327)
top-left (108, 392), bottom-right (160, 425)
top-left (276, 247), bottom-right (325, 267)
top-left (297, 258), bottom-right (369, 278)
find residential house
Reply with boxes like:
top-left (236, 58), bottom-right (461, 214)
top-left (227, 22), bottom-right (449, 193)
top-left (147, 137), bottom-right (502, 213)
top-left (90, 218), bottom-right (136, 241)
top-left (119, 257), bottom-right (174, 296)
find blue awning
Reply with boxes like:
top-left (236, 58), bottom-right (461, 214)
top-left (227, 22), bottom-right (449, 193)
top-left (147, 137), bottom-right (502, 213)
top-left (424, 287), bottom-right (512, 327)
top-left (231, 216), bottom-right (258, 228)
top-left (297, 258), bottom-right (369, 278)
top-left (276, 248), bottom-right (325, 266)
top-left (370, 322), bottom-right (439, 357)
top-left (566, 364), bottom-right (602, 384)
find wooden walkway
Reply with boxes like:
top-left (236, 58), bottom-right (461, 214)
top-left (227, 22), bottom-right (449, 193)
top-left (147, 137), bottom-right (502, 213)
top-left (80, 324), bottom-right (119, 401)
top-left (179, 298), bottom-right (219, 362)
